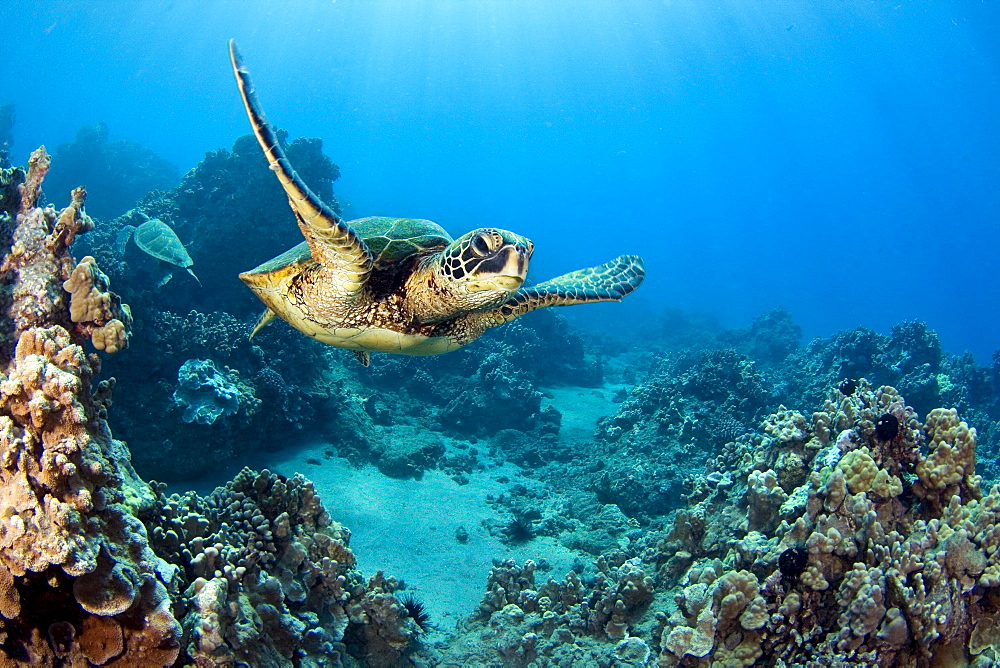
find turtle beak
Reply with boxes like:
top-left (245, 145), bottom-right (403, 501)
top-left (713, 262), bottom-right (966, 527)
top-left (464, 244), bottom-right (530, 292)
top-left (493, 246), bottom-right (530, 290)
top-left (490, 275), bottom-right (524, 290)
top-left (466, 274), bottom-right (523, 292)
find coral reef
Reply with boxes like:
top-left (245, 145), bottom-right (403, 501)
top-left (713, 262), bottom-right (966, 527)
top-left (102, 310), bottom-right (345, 481)
top-left (0, 147), bottom-right (181, 665)
top-left (591, 348), bottom-right (772, 517)
top-left (649, 380), bottom-right (1000, 666)
top-left (432, 380), bottom-right (1000, 666)
top-left (5, 138), bottom-right (1000, 667)
top-left (77, 131), bottom-right (341, 316)
top-left (172, 358), bottom-right (258, 425)
top-left (66, 131), bottom-right (347, 481)
top-left (0, 148), bottom-right (417, 667)
top-left (720, 306), bottom-right (803, 367)
top-left (141, 467), bottom-right (419, 666)
top-left (465, 556), bottom-right (656, 664)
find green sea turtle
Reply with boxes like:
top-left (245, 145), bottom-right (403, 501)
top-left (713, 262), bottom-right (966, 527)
top-left (229, 40), bottom-right (644, 365)
top-left (116, 216), bottom-right (201, 286)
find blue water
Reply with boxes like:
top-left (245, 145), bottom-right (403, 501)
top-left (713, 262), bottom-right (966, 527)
top-left (2, 0), bottom-right (997, 360)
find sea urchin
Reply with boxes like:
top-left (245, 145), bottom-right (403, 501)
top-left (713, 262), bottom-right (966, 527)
top-left (504, 513), bottom-right (536, 544)
top-left (399, 593), bottom-right (432, 633)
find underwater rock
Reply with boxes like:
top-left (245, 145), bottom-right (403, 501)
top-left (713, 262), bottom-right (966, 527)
top-left (44, 122), bottom-right (179, 220)
top-left (64, 129), bottom-right (347, 479)
top-left (167, 131), bottom-right (339, 315)
top-left (373, 425), bottom-right (447, 479)
top-left (172, 357), bottom-right (254, 424)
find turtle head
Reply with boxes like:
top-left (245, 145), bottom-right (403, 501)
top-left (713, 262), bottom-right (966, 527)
top-left (439, 228), bottom-right (534, 297)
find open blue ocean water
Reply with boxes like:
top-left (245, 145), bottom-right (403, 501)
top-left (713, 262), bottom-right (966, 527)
top-left (2, 0), bottom-right (997, 360)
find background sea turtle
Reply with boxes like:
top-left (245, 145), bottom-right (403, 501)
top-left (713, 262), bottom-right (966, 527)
top-left (116, 216), bottom-right (201, 286)
top-left (229, 40), bottom-right (644, 366)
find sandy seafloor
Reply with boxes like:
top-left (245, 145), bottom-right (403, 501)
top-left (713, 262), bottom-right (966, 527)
top-left (169, 383), bottom-right (619, 636)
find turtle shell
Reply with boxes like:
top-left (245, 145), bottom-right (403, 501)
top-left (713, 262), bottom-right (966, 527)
top-left (134, 219), bottom-right (194, 268)
top-left (351, 217), bottom-right (452, 270)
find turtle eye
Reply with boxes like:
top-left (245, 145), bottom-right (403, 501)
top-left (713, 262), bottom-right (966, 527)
top-left (471, 234), bottom-right (492, 256)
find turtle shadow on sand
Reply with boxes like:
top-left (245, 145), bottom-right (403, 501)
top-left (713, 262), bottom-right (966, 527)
top-left (115, 213), bottom-right (201, 287)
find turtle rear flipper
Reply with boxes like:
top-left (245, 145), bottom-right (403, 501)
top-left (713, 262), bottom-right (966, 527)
top-left (114, 225), bottom-right (134, 256)
top-left (229, 40), bottom-right (372, 303)
top-left (249, 309), bottom-right (278, 339)
top-left (498, 255), bottom-right (645, 321)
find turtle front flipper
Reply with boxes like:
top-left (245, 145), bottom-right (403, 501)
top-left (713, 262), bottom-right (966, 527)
top-left (494, 254), bottom-right (645, 324)
top-left (228, 40), bottom-right (372, 302)
top-left (445, 255), bottom-right (644, 346)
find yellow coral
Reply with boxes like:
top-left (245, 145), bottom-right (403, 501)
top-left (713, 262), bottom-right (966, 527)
top-left (915, 408), bottom-right (980, 502)
top-left (91, 319), bottom-right (127, 353)
top-left (61, 256), bottom-right (130, 353)
top-left (63, 256), bottom-right (111, 323)
top-left (837, 447), bottom-right (878, 494)
top-left (872, 469), bottom-right (903, 499)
